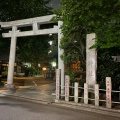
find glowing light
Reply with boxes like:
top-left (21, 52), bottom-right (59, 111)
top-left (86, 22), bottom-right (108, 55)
top-left (48, 50), bottom-right (52, 53)
top-left (49, 33), bottom-right (52, 36)
top-left (49, 41), bottom-right (52, 45)
top-left (42, 67), bottom-right (46, 71)
top-left (52, 62), bottom-right (56, 67)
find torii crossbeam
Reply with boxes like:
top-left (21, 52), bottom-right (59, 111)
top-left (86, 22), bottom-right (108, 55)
top-left (0, 15), bottom-right (64, 94)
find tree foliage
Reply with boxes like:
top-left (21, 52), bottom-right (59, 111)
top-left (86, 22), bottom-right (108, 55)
top-left (97, 48), bottom-right (120, 90)
top-left (54, 0), bottom-right (120, 88)
top-left (0, 0), bottom-right (53, 68)
top-left (54, 0), bottom-right (120, 65)
top-left (17, 36), bottom-right (51, 69)
top-left (0, 0), bottom-right (52, 21)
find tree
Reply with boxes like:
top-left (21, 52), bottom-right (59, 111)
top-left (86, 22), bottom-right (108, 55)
top-left (54, 0), bottom-right (120, 64)
top-left (0, 0), bottom-right (53, 69)
top-left (54, 0), bottom-right (120, 89)
top-left (17, 35), bottom-right (51, 69)
top-left (0, 0), bottom-right (52, 21)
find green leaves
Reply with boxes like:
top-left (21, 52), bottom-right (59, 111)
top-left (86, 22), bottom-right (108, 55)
top-left (54, 0), bottom-right (120, 65)
top-left (97, 48), bottom-right (120, 90)
top-left (17, 35), bottom-right (51, 68)
top-left (0, 0), bottom-right (52, 21)
top-left (54, 0), bottom-right (120, 88)
top-left (0, 0), bottom-right (53, 68)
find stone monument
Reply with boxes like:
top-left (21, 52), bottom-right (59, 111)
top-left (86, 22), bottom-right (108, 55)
top-left (86, 33), bottom-right (97, 88)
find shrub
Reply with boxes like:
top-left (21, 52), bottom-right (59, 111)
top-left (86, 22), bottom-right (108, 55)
top-left (1, 71), bottom-right (8, 78)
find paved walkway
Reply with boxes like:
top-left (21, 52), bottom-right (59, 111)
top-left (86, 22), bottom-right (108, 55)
top-left (0, 77), bottom-right (56, 103)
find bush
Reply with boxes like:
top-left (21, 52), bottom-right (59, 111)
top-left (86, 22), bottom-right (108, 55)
top-left (1, 71), bottom-right (8, 78)
top-left (0, 81), bottom-right (4, 86)
top-left (97, 48), bottom-right (120, 90)
top-left (66, 70), bottom-right (85, 87)
top-left (24, 67), bottom-right (37, 77)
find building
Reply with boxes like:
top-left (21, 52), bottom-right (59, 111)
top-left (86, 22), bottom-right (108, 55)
top-left (0, 54), bottom-right (22, 75)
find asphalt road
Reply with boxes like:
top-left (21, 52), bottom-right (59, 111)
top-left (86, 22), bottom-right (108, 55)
top-left (0, 97), bottom-right (119, 120)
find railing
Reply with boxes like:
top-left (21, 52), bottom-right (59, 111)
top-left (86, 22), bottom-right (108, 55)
top-left (56, 73), bottom-right (120, 109)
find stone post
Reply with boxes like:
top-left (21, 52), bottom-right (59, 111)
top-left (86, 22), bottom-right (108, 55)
top-left (106, 77), bottom-right (112, 108)
top-left (84, 83), bottom-right (88, 104)
top-left (86, 33), bottom-right (97, 89)
top-left (95, 84), bottom-right (99, 106)
top-left (119, 86), bottom-right (120, 101)
top-left (5, 26), bottom-right (17, 89)
top-left (65, 75), bottom-right (70, 102)
top-left (74, 82), bottom-right (79, 103)
top-left (33, 23), bottom-right (38, 31)
top-left (55, 69), bottom-right (61, 101)
top-left (58, 21), bottom-right (65, 95)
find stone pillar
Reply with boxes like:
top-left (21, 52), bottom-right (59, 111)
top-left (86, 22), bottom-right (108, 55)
top-left (5, 26), bottom-right (17, 89)
top-left (56, 69), bottom-right (61, 100)
top-left (58, 21), bottom-right (65, 95)
top-left (119, 86), bottom-right (120, 101)
top-left (106, 77), bottom-right (112, 108)
top-left (95, 84), bottom-right (99, 106)
top-left (74, 82), bottom-right (79, 103)
top-left (86, 33), bottom-right (97, 89)
top-left (33, 23), bottom-right (38, 30)
top-left (84, 83), bottom-right (88, 104)
top-left (65, 75), bottom-right (70, 102)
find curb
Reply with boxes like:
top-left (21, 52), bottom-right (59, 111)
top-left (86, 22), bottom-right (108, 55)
top-left (54, 100), bottom-right (120, 117)
top-left (2, 94), bottom-right (53, 105)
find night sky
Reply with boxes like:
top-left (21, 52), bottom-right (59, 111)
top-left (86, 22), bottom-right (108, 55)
top-left (48, 0), bottom-right (61, 10)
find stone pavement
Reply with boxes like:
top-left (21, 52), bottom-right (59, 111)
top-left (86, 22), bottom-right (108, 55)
top-left (0, 77), bottom-right (56, 103)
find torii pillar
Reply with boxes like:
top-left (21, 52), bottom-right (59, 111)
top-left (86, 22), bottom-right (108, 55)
top-left (0, 15), bottom-right (65, 91)
top-left (58, 21), bottom-right (65, 95)
top-left (4, 26), bottom-right (17, 89)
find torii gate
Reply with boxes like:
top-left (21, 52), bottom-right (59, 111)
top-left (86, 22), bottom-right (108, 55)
top-left (0, 14), bottom-right (64, 94)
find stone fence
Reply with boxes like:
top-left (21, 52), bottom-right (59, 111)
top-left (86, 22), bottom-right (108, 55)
top-left (55, 70), bottom-right (120, 109)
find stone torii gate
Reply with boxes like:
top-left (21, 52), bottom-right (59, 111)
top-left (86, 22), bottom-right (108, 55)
top-left (0, 15), bottom-right (64, 93)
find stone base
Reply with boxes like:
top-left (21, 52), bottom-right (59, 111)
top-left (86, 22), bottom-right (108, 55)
top-left (55, 99), bottom-right (60, 103)
top-left (4, 84), bottom-right (16, 90)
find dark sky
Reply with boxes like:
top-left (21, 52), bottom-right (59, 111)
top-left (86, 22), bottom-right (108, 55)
top-left (48, 0), bottom-right (61, 10)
